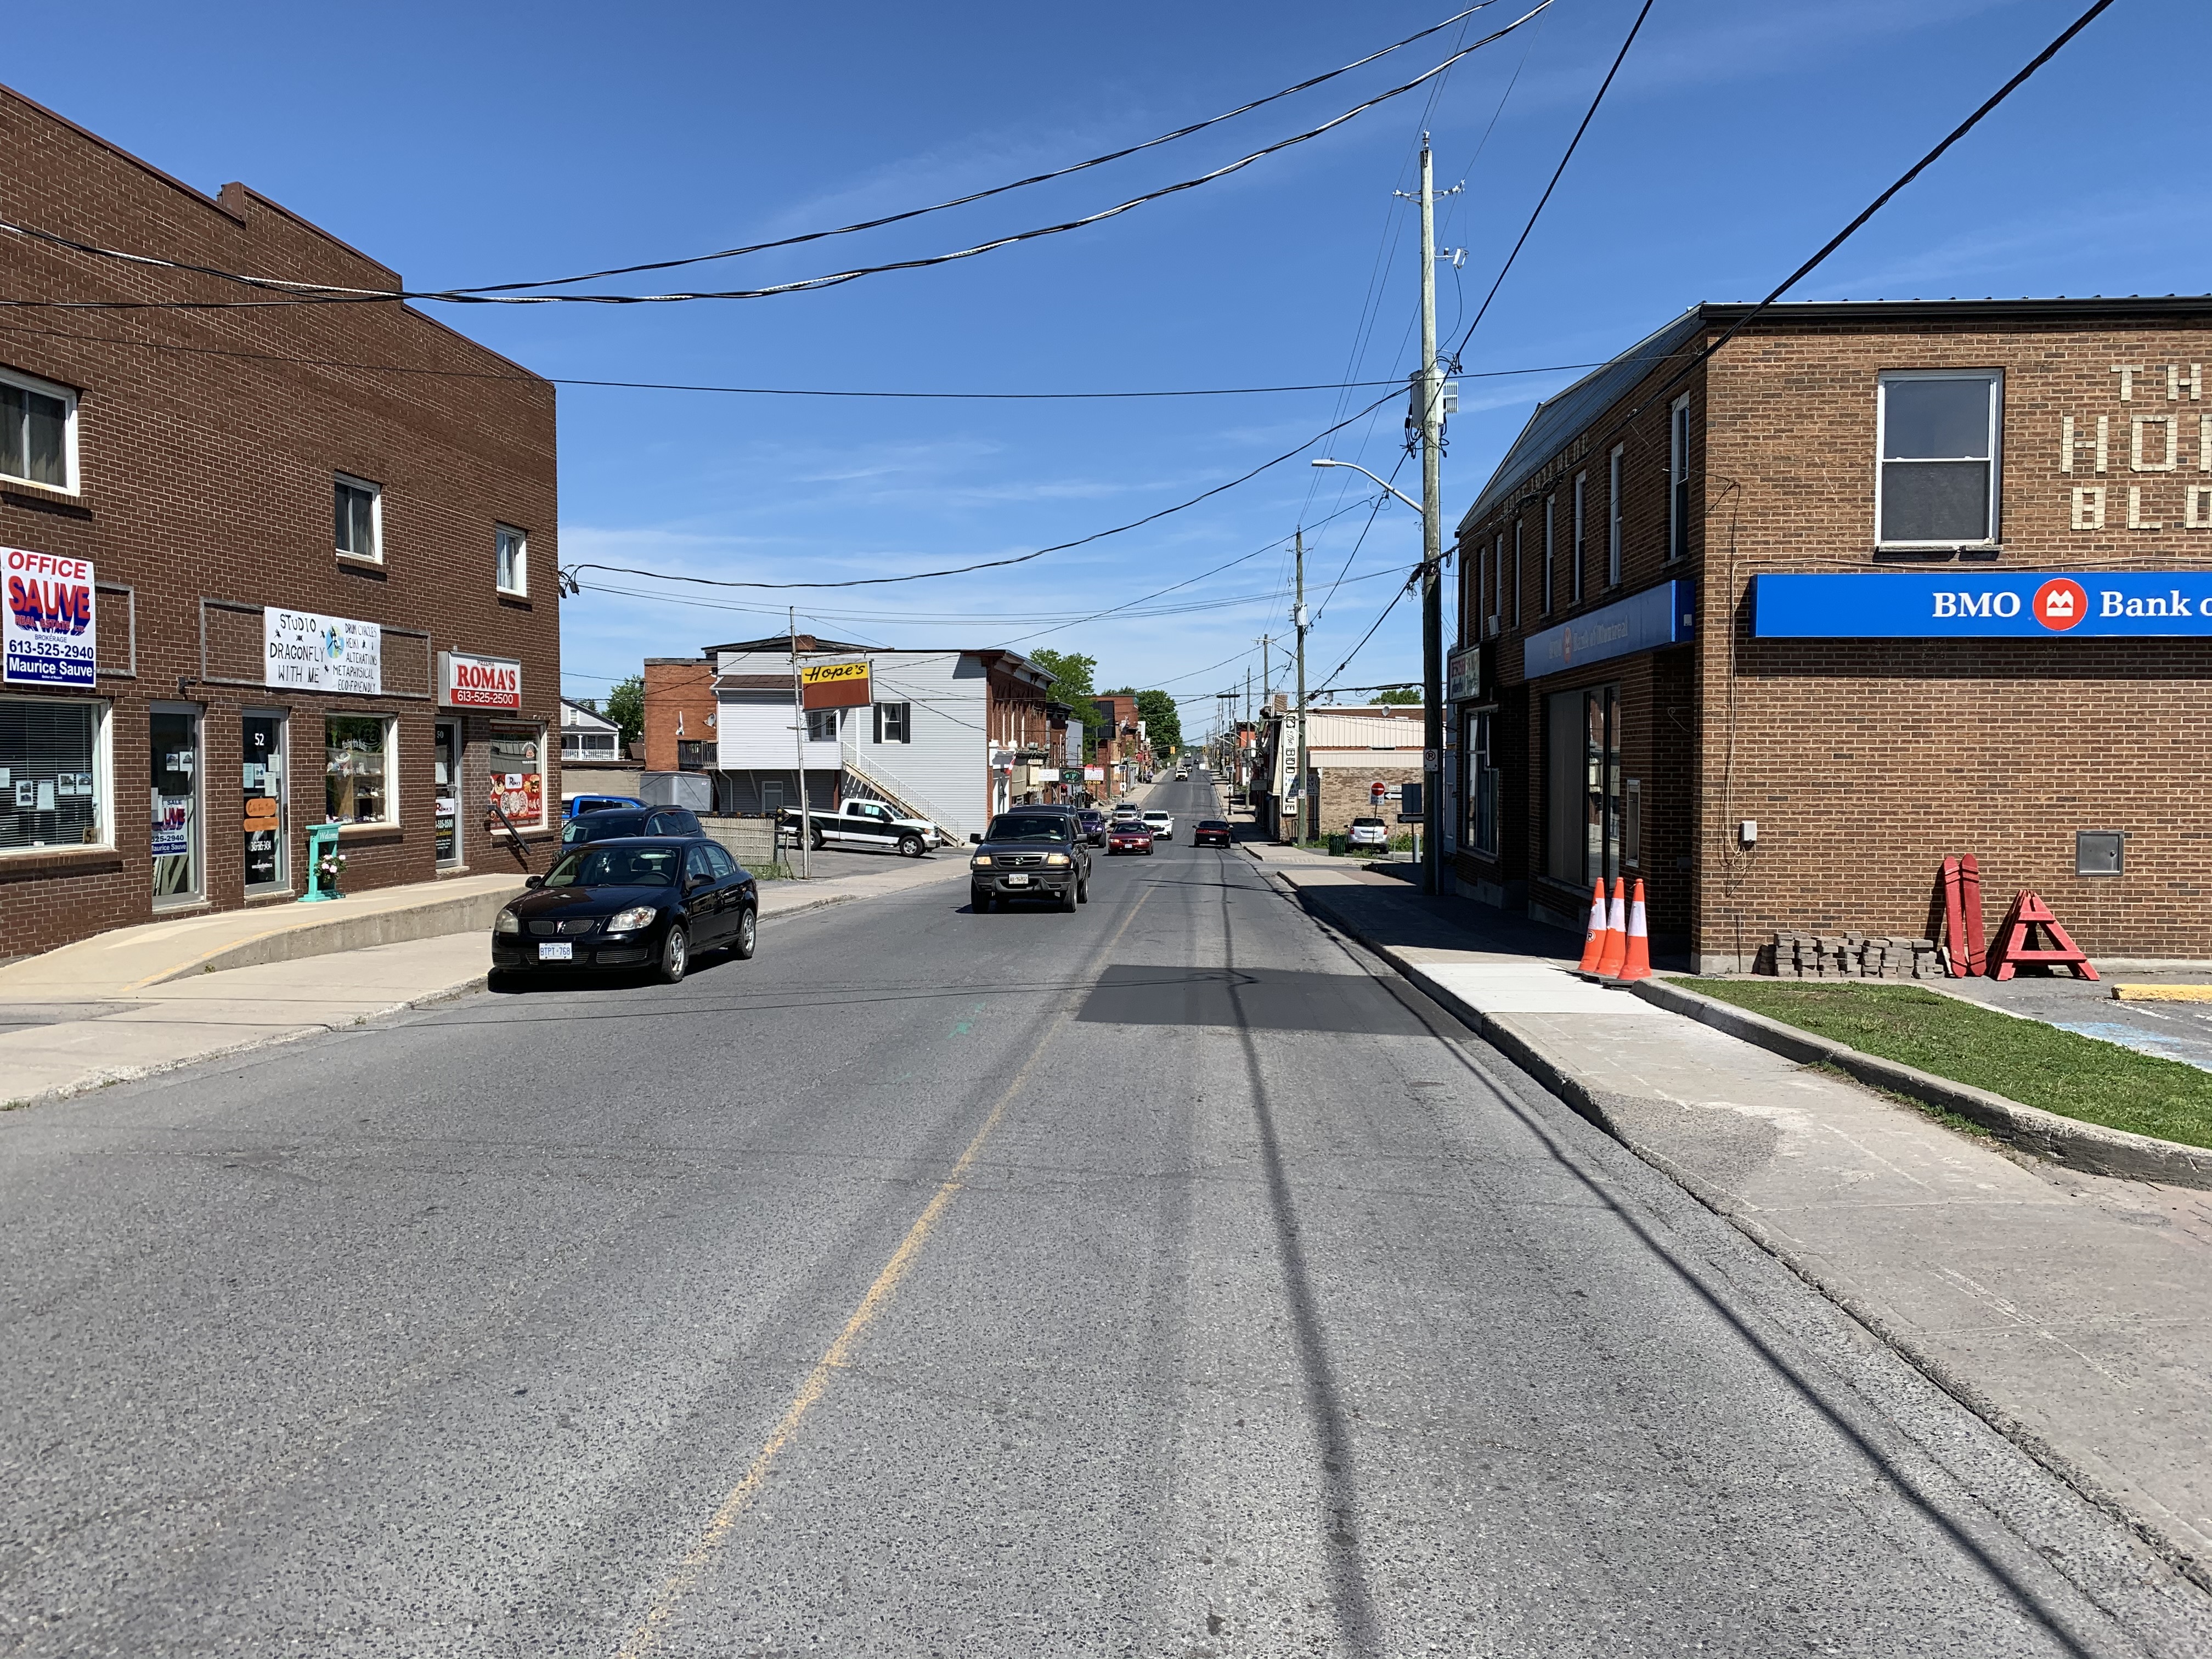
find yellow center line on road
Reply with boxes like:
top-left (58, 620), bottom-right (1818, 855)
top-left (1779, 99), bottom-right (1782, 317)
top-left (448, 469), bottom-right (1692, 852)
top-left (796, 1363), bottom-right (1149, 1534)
top-left (612, 879), bottom-right (1158, 1658)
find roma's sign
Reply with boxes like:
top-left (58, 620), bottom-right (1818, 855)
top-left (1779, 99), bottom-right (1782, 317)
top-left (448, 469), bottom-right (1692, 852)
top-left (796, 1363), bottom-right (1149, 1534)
top-left (800, 659), bottom-right (872, 709)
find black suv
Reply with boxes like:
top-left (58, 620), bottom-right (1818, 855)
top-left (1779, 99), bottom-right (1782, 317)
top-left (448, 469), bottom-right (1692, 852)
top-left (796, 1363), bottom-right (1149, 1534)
top-left (560, 805), bottom-right (704, 849)
top-left (969, 810), bottom-right (1091, 912)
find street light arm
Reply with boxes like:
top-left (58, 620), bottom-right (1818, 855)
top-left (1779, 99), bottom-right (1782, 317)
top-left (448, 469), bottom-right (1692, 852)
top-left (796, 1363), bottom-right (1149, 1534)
top-left (1311, 458), bottom-right (1422, 516)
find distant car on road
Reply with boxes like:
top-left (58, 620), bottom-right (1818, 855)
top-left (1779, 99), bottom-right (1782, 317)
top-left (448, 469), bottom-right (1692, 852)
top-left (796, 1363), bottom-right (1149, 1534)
top-left (494, 837), bottom-right (756, 984)
top-left (1075, 809), bottom-right (1108, 845)
top-left (1347, 816), bottom-right (1391, 850)
top-left (969, 810), bottom-right (1091, 912)
top-left (1105, 823), bottom-right (1155, 856)
top-left (1193, 819), bottom-right (1231, 848)
top-left (1141, 810), bottom-right (1173, 841)
top-left (561, 805), bottom-right (705, 848)
top-left (1175, 771), bottom-right (1188, 781)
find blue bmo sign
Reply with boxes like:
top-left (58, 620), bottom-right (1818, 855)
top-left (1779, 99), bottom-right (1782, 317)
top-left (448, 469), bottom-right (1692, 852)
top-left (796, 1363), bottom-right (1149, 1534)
top-left (1524, 579), bottom-right (1693, 678)
top-left (1750, 572), bottom-right (2212, 638)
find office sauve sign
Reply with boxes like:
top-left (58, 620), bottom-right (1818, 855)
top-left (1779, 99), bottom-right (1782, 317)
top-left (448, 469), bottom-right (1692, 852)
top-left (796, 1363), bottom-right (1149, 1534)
top-left (1751, 571), bottom-right (2212, 637)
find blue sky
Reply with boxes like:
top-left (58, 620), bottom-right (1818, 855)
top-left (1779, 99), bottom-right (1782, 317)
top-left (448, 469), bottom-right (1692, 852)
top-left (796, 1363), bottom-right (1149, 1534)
top-left (7, 0), bottom-right (2203, 736)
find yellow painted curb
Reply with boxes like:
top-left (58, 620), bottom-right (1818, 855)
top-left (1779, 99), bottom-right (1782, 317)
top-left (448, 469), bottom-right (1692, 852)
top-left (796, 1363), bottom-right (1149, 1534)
top-left (2111, 984), bottom-right (2212, 1002)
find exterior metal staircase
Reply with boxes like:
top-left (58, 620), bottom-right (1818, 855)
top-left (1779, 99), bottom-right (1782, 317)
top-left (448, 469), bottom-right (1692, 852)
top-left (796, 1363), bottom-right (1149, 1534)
top-left (838, 743), bottom-right (968, 845)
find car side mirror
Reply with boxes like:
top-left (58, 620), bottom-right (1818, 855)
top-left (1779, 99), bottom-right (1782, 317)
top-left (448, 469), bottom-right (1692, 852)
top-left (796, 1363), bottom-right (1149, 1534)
top-left (523, 874), bottom-right (544, 888)
top-left (687, 872), bottom-right (710, 890)
top-left (969, 833), bottom-right (982, 844)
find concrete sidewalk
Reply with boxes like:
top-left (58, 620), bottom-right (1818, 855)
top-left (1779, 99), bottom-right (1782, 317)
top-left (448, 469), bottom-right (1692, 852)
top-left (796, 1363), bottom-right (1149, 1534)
top-left (1255, 848), bottom-right (2212, 1590)
top-left (0, 854), bottom-right (968, 1111)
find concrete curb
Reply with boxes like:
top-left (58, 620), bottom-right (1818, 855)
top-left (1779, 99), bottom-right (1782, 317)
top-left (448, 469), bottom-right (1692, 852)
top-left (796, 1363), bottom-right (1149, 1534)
top-left (1634, 975), bottom-right (2212, 1192)
top-left (1, 970), bottom-right (490, 1115)
top-left (143, 885), bottom-right (523, 986)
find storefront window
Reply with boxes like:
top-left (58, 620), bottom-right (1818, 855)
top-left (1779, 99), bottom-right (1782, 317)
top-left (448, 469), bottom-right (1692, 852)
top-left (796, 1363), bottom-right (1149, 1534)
top-left (242, 710), bottom-right (287, 891)
top-left (1463, 710), bottom-right (1498, 858)
top-left (1545, 686), bottom-right (1619, 887)
top-left (151, 704), bottom-right (201, 902)
top-left (0, 696), bottom-right (104, 853)
top-left (488, 728), bottom-right (545, 830)
top-left (325, 714), bottom-right (392, 824)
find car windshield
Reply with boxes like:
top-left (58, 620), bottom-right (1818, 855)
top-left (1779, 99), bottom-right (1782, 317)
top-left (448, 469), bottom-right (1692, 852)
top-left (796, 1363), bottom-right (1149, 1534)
top-left (1114, 826), bottom-right (1149, 835)
top-left (544, 844), bottom-right (681, 888)
top-left (1352, 817), bottom-right (1386, 828)
top-left (986, 815), bottom-right (1071, 843)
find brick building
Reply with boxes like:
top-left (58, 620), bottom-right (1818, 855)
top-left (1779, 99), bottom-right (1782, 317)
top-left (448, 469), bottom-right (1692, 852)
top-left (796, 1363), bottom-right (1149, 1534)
top-left (0, 84), bottom-right (557, 958)
top-left (1452, 297), bottom-right (2212, 969)
top-left (642, 655), bottom-right (719, 772)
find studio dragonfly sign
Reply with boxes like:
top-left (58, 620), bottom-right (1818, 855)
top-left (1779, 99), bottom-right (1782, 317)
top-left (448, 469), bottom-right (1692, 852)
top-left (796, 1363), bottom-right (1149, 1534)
top-left (264, 607), bottom-right (381, 694)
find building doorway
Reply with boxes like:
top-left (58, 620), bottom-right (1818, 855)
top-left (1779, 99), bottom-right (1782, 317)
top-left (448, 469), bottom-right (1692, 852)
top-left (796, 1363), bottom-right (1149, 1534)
top-left (150, 703), bottom-right (202, 906)
top-left (434, 719), bottom-right (462, 868)
top-left (241, 709), bottom-right (287, 894)
top-left (1544, 685), bottom-right (1620, 889)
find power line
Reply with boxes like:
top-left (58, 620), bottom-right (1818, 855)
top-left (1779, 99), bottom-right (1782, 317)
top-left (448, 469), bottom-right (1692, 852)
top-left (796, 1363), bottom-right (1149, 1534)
top-left (1, 6), bottom-right (1551, 313)
top-left (1312, 573), bottom-right (1419, 698)
top-left (1448, 0), bottom-right (1653, 365)
top-left (560, 388), bottom-right (1400, 592)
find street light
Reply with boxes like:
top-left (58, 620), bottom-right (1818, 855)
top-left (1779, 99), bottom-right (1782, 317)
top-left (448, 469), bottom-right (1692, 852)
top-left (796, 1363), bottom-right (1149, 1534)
top-left (1310, 458), bottom-right (1422, 516)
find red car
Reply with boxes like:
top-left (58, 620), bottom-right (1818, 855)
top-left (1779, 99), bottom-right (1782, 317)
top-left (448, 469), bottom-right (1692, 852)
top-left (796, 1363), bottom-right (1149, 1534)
top-left (1106, 825), bottom-right (1155, 855)
top-left (1193, 820), bottom-right (1232, 848)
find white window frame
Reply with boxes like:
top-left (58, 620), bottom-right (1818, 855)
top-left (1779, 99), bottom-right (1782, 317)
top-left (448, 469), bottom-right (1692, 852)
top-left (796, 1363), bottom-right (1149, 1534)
top-left (0, 693), bottom-right (111, 856)
top-left (335, 473), bottom-right (384, 565)
top-left (325, 712), bottom-right (398, 829)
top-left (1875, 369), bottom-right (2004, 549)
top-left (0, 364), bottom-right (81, 495)
top-left (495, 523), bottom-right (528, 596)
top-left (1607, 444), bottom-right (1625, 587)
top-left (874, 701), bottom-right (911, 744)
top-left (1512, 518), bottom-right (1522, 628)
top-left (805, 707), bottom-right (839, 742)
top-left (1571, 471), bottom-right (1587, 605)
top-left (1668, 394), bottom-right (1691, 562)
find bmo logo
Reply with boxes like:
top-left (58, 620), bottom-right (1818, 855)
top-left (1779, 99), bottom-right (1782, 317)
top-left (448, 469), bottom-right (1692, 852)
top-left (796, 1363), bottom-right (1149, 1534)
top-left (438, 650), bottom-right (522, 710)
top-left (2033, 578), bottom-right (2088, 631)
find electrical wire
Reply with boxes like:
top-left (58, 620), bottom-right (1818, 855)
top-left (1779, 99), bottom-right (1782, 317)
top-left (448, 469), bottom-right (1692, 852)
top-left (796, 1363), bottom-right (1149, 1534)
top-left (1311, 572), bottom-right (1419, 697)
top-left (0, 5), bottom-right (1553, 313)
top-left (560, 388), bottom-right (1400, 592)
top-left (1447, 0), bottom-right (1652, 366)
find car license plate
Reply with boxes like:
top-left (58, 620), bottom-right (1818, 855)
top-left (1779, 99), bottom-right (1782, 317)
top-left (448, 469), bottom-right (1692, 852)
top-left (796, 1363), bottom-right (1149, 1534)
top-left (1005, 873), bottom-right (1030, 886)
top-left (538, 941), bottom-right (575, 961)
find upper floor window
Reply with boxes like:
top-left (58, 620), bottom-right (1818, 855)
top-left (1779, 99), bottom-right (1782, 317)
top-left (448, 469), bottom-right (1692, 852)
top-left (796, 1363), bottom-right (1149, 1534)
top-left (805, 708), bottom-right (839, 742)
top-left (335, 475), bottom-right (382, 562)
top-left (1668, 395), bottom-right (1692, 561)
top-left (0, 368), bottom-right (76, 492)
top-left (496, 524), bottom-right (528, 595)
top-left (1571, 471), bottom-right (1587, 605)
top-left (873, 701), bottom-right (911, 744)
top-left (1607, 445), bottom-right (1625, 586)
top-left (1878, 371), bottom-right (2001, 546)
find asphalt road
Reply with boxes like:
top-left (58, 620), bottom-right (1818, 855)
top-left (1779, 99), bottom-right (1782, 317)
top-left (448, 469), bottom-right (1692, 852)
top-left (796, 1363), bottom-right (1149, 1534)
top-left (2, 776), bottom-right (2202, 1657)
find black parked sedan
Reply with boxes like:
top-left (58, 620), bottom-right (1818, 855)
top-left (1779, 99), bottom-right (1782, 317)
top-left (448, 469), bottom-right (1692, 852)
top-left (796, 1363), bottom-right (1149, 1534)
top-left (493, 837), bottom-right (755, 983)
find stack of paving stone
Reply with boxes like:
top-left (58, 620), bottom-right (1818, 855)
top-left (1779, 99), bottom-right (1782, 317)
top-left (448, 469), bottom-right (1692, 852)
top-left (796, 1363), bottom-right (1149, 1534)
top-left (1768, 932), bottom-right (1939, 979)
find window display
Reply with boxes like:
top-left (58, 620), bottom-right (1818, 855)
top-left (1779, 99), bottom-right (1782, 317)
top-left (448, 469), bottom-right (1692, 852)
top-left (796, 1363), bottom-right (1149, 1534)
top-left (325, 714), bottom-right (391, 824)
top-left (487, 728), bottom-right (543, 829)
top-left (0, 696), bottom-right (101, 853)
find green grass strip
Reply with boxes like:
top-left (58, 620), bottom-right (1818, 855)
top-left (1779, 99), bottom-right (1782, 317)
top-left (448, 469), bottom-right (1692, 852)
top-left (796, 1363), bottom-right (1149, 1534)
top-left (1680, 980), bottom-right (2212, 1152)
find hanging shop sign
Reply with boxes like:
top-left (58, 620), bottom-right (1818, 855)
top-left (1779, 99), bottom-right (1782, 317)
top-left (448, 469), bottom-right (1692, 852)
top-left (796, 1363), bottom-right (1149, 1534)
top-left (800, 659), bottom-right (872, 709)
top-left (264, 607), bottom-right (381, 694)
top-left (1522, 580), bottom-right (1692, 679)
top-left (438, 650), bottom-right (522, 710)
top-left (3, 547), bottom-right (97, 687)
top-left (1751, 571), bottom-right (2212, 637)
top-left (1446, 642), bottom-right (1483, 703)
top-left (1083, 765), bottom-right (1105, 781)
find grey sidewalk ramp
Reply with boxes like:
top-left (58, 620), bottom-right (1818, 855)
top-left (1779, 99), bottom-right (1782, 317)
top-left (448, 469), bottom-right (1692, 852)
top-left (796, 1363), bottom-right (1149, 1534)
top-left (1271, 861), bottom-right (2212, 1589)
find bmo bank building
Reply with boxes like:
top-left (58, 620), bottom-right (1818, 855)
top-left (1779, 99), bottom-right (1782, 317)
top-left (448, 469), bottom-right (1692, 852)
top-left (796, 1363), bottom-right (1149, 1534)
top-left (1450, 297), bottom-right (2212, 969)
top-left (0, 86), bottom-right (558, 959)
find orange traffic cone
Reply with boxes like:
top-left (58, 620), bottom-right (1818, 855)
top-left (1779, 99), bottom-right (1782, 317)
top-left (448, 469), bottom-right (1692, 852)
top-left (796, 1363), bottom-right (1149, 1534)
top-left (1593, 878), bottom-right (1628, 977)
top-left (1616, 879), bottom-right (1652, 979)
top-left (1576, 881), bottom-right (1607, 972)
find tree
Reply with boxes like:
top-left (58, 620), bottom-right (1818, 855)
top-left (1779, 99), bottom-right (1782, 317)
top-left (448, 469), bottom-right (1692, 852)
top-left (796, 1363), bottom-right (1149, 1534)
top-left (603, 674), bottom-right (645, 750)
top-left (1374, 686), bottom-right (1423, 705)
top-left (1131, 689), bottom-right (1183, 760)
top-left (1029, 648), bottom-right (1096, 702)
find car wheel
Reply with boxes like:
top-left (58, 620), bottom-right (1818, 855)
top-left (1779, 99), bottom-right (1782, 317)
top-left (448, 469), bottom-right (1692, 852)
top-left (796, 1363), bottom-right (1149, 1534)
top-left (973, 889), bottom-right (991, 912)
top-left (1077, 876), bottom-right (1090, 904)
top-left (657, 923), bottom-right (689, 984)
top-left (810, 827), bottom-right (827, 851)
top-left (732, 906), bottom-right (758, 960)
top-left (899, 833), bottom-right (924, 858)
top-left (1059, 887), bottom-right (1077, 912)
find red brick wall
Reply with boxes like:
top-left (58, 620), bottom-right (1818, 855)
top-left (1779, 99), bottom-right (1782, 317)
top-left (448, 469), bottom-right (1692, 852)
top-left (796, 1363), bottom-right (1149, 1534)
top-left (0, 85), bottom-right (558, 957)
top-left (642, 660), bottom-right (716, 772)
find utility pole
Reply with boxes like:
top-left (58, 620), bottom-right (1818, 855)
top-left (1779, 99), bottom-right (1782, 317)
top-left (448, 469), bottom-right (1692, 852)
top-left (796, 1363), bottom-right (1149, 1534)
top-left (1415, 135), bottom-right (1447, 896)
top-left (789, 608), bottom-right (810, 881)
top-left (1294, 530), bottom-right (1311, 845)
top-left (1260, 634), bottom-right (1273, 715)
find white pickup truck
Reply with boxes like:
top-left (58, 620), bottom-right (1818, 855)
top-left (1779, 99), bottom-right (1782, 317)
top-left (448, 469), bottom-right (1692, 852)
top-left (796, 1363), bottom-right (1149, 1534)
top-left (781, 799), bottom-right (944, 857)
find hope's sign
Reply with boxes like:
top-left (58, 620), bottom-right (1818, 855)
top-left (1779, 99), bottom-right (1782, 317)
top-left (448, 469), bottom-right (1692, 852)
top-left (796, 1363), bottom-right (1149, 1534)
top-left (800, 658), bottom-right (871, 709)
top-left (1751, 572), bottom-right (2212, 638)
top-left (3, 546), bottom-right (97, 687)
